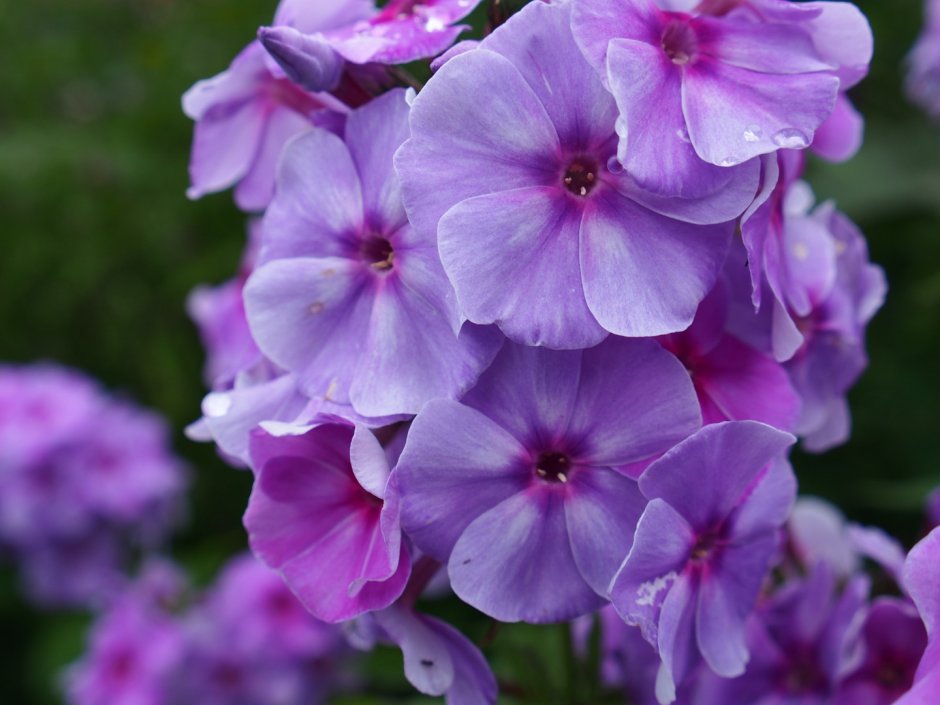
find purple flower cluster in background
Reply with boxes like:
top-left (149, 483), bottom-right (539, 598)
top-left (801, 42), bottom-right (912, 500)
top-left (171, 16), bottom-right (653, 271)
top-left (0, 363), bottom-right (186, 607)
top-left (65, 554), bottom-right (347, 705)
top-left (909, 0), bottom-right (940, 119)
top-left (178, 0), bottom-right (939, 703)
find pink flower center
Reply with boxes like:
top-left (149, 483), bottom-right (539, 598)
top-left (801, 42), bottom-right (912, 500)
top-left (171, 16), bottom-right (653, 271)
top-left (563, 158), bottom-right (598, 197)
top-left (661, 20), bottom-right (698, 65)
top-left (535, 451), bottom-right (571, 483)
top-left (360, 236), bottom-right (395, 272)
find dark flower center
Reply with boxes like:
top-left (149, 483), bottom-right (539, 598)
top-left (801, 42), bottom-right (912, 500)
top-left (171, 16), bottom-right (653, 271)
top-left (360, 236), bottom-right (395, 272)
top-left (535, 451), bottom-right (571, 483)
top-left (661, 20), bottom-right (698, 65)
top-left (691, 530), bottom-right (722, 561)
top-left (780, 653), bottom-right (827, 695)
top-left (563, 158), bottom-right (598, 197)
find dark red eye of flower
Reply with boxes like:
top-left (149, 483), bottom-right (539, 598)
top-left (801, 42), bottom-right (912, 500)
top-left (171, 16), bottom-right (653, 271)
top-left (563, 159), bottom-right (598, 197)
top-left (535, 451), bottom-right (571, 483)
top-left (360, 236), bottom-right (395, 272)
top-left (661, 20), bottom-right (699, 65)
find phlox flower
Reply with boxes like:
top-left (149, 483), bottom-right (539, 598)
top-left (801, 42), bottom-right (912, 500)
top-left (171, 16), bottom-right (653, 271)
top-left (609, 421), bottom-right (796, 703)
top-left (243, 89), bottom-right (500, 417)
top-left (260, 0), bottom-right (485, 91)
top-left (397, 337), bottom-right (700, 623)
top-left (182, 0), bottom-right (366, 210)
top-left (396, 0), bottom-right (757, 348)
top-left (907, 0), bottom-right (940, 120)
top-left (690, 563), bottom-right (870, 705)
top-left (571, 0), bottom-right (871, 195)
top-left (243, 420), bottom-right (411, 623)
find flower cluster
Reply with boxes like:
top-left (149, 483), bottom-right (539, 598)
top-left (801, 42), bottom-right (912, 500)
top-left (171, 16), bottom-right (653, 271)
top-left (909, 0), bottom-right (940, 119)
top-left (0, 363), bottom-right (186, 607)
top-left (65, 554), bottom-right (347, 705)
top-left (180, 1), bottom-right (940, 704)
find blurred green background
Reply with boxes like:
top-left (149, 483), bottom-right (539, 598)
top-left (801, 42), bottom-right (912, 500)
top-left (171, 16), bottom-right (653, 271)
top-left (0, 0), bottom-right (938, 703)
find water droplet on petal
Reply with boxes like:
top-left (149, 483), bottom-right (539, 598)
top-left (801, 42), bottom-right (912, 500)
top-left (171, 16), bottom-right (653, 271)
top-left (743, 124), bottom-right (762, 142)
top-left (606, 156), bottom-right (624, 174)
top-left (676, 127), bottom-right (691, 144)
top-left (772, 128), bottom-right (809, 149)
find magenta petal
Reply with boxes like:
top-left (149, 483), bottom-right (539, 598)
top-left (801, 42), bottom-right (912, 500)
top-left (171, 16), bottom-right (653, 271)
top-left (397, 399), bottom-right (530, 561)
top-left (260, 129), bottom-right (363, 262)
top-left (243, 257), bottom-right (374, 405)
top-left (606, 39), bottom-right (735, 199)
top-left (639, 422), bottom-right (795, 532)
top-left (682, 59), bottom-right (839, 166)
top-left (580, 192), bottom-right (732, 337)
top-left (396, 49), bottom-right (559, 241)
top-left (439, 189), bottom-right (606, 348)
top-left (565, 468), bottom-right (646, 596)
top-left (696, 336), bottom-right (801, 430)
top-left (610, 499), bottom-right (695, 645)
top-left (568, 338), bottom-right (701, 466)
top-left (449, 490), bottom-right (603, 623)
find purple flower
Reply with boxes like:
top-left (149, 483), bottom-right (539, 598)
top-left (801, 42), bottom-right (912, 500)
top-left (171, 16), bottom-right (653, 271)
top-left (243, 89), bottom-right (500, 417)
top-left (927, 487), bottom-right (940, 529)
top-left (691, 564), bottom-right (870, 705)
top-left (571, 0), bottom-right (870, 196)
top-left (396, 0), bottom-right (758, 347)
top-left (0, 362), bottom-right (100, 471)
top-left (833, 598), bottom-right (926, 705)
top-left (261, 0), bottom-right (485, 87)
top-left (65, 587), bottom-right (184, 705)
top-left (397, 337), bottom-right (701, 623)
top-left (610, 421), bottom-right (796, 702)
top-left (182, 0), bottom-right (366, 210)
top-left (658, 281), bottom-right (800, 430)
top-left (201, 554), bottom-right (341, 661)
top-left (783, 206), bottom-right (886, 451)
top-left (243, 420), bottom-right (411, 622)
top-left (895, 527), bottom-right (940, 704)
top-left (360, 605), bottom-right (498, 705)
top-left (787, 497), bottom-right (861, 580)
top-left (908, 0), bottom-right (940, 120)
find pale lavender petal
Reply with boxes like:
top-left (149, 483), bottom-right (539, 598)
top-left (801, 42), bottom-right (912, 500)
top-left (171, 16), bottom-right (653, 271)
top-left (260, 129), bottom-right (363, 263)
top-left (571, 0), bottom-right (660, 78)
top-left (610, 499), bottom-right (695, 645)
top-left (233, 104), bottom-right (313, 212)
top-left (728, 457), bottom-right (797, 540)
top-left (460, 342), bottom-right (581, 445)
top-left (696, 536), bottom-right (777, 677)
top-left (243, 257), bottom-right (374, 405)
top-left (847, 524), bottom-right (906, 583)
top-left (483, 0), bottom-right (619, 150)
top-left (397, 399), bottom-right (530, 560)
top-left (639, 421), bottom-right (795, 531)
top-left (580, 192), bottom-right (732, 337)
top-left (803, 1), bottom-right (873, 88)
top-left (697, 15), bottom-right (833, 74)
top-left (607, 39), bottom-right (742, 199)
top-left (438, 189), bottom-right (606, 349)
top-left (657, 572), bottom-right (698, 701)
top-left (345, 89), bottom-right (411, 233)
top-left (682, 59), bottom-right (839, 166)
top-left (450, 489), bottom-right (603, 622)
top-left (350, 426), bottom-right (391, 500)
top-left (187, 98), bottom-right (266, 201)
top-left (565, 467), bottom-right (647, 595)
top-left (350, 264), bottom-right (501, 416)
top-left (374, 606), bottom-right (456, 696)
top-left (395, 49), bottom-right (559, 241)
top-left (567, 337), bottom-right (701, 466)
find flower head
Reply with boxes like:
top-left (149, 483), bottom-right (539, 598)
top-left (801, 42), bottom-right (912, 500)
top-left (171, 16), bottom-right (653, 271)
top-left (398, 337), bottom-right (701, 622)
